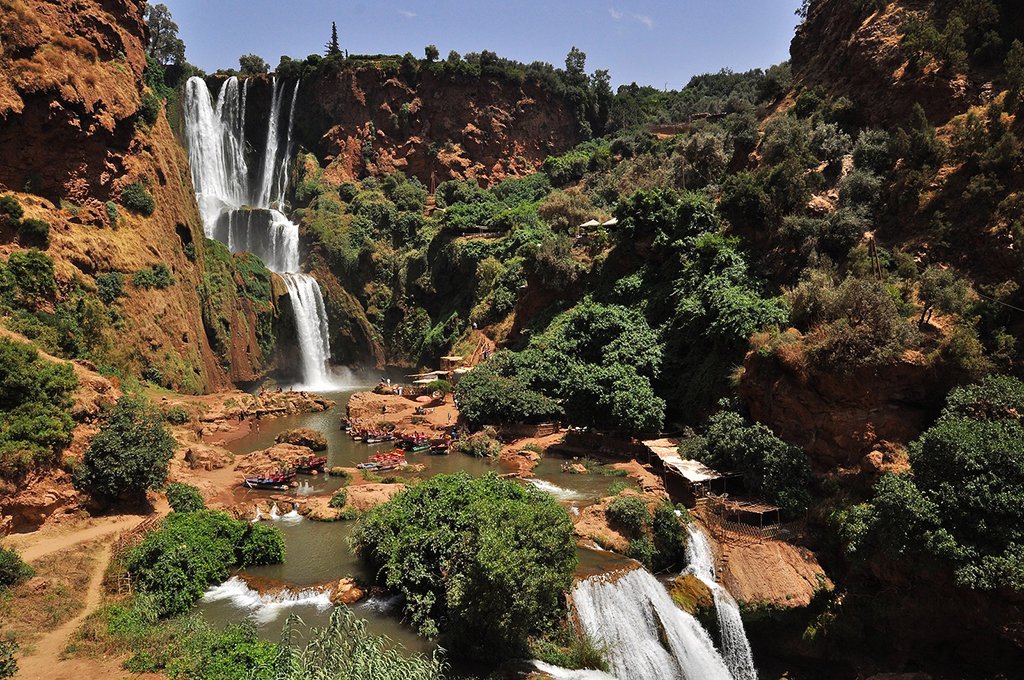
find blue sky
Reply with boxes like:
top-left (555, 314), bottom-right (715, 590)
top-left (163, 1), bottom-right (803, 90)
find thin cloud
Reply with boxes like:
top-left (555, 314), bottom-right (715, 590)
top-left (608, 7), bottom-right (654, 29)
top-left (398, 9), bottom-right (416, 18)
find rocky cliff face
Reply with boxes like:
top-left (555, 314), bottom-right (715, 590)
top-left (240, 65), bottom-right (579, 189)
top-left (0, 0), bottom-right (286, 392)
top-left (790, 0), bottom-right (976, 127)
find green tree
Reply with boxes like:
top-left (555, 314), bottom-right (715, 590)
top-left (1005, 39), bottom-right (1024, 107)
top-left (354, 473), bottom-right (577, 660)
top-left (918, 266), bottom-right (969, 326)
top-left (165, 482), bottom-right (205, 513)
top-left (74, 396), bottom-right (176, 502)
top-left (325, 21), bottom-right (341, 56)
top-left (239, 54), bottom-right (269, 76)
top-left (7, 250), bottom-right (56, 306)
top-left (424, 44), bottom-right (439, 63)
top-left (0, 547), bottom-right (33, 588)
top-left (145, 3), bottom-right (186, 65)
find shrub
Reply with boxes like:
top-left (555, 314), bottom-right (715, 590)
top-left (95, 272), bottom-right (126, 304)
top-left (0, 338), bottom-right (76, 479)
top-left (354, 473), bottom-right (576, 659)
top-left (0, 547), bottom-right (33, 588)
top-left (455, 364), bottom-right (562, 427)
top-left (7, 249), bottom-right (56, 306)
top-left (329, 488), bottom-right (348, 508)
top-left (162, 405), bottom-right (189, 425)
top-left (0, 195), bottom-right (24, 221)
top-left (139, 92), bottom-right (162, 126)
top-left (74, 395), bottom-right (176, 502)
top-left (530, 623), bottom-right (608, 672)
top-left (132, 264), bottom-right (174, 289)
top-left (121, 182), bottom-right (156, 216)
top-left (124, 510), bottom-right (284, 617)
top-left (17, 218), bottom-right (49, 247)
top-left (237, 523), bottom-right (286, 567)
top-left (453, 427), bottom-right (501, 458)
top-left (606, 495), bottom-right (649, 536)
top-left (165, 482), bottom-right (205, 513)
top-left (105, 201), bottom-right (119, 228)
top-left (0, 635), bottom-right (15, 679)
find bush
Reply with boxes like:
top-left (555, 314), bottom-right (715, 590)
top-left (105, 201), bottom-right (119, 228)
top-left (0, 547), bottom-right (33, 588)
top-left (0, 195), bottom-right (23, 221)
top-left (329, 488), bottom-right (348, 508)
top-left (454, 364), bottom-right (562, 427)
top-left (237, 522), bottom-right (286, 567)
top-left (17, 218), bottom-right (49, 247)
top-left (0, 338), bottom-right (77, 479)
top-left (7, 249), bottom-right (56, 306)
top-left (95, 272), bottom-right (126, 304)
top-left (121, 182), bottom-right (156, 216)
top-left (74, 396), bottom-right (176, 502)
top-left (124, 510), bottom-right (284, 617)
top-left (453, 427), bottom-right (501, 458)
top-left (0, 635), bottom-right (15, 679)
top-left (165, 482), bottom-right (205, 513)
top-left (132, 264), bottom-right (174, 289)
top-left (354, 473), bottom-right (576, 660)
top-left (606, 495), bottom-right (649, 536)
top-left (162, 405), bottom-right (190, 425)
top-left (139, 92), bottom-right (162, 126)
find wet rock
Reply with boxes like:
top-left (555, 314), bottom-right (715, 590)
top-left (670, 573), bottom-right (714, 615)
top-left (330, 577), bottom-right (365, 605)
top-left (276, 427), bottom-right (328, 451)
top-left (235, 443), bottom-right (315, 476)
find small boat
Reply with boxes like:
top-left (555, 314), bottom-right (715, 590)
top-left (295, 456), bottom-right (328, 474)
top-left (356, 462), bottom-right (380, 470)
top-left (243, 472), bottom-right (295, 491)
top-left (365, 435), bottom-right (394, 445)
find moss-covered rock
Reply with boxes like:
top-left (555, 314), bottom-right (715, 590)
top-left (670, 573), bottom-right (714, 615)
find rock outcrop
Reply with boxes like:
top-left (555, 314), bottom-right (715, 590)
top-left (275, 428), bottom-right (328, 451)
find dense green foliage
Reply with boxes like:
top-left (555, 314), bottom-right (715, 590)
top-left (0, 547), bottom-right (33, 588)
top-left (121, 182), bottom-right (156, 216)
top-left (124, 510), bottom-right (284, 617)
top-left (74, 396), bottom-right (176, 501)
top-left (605, 496), bottom-right (688, 571)
top-left (165, 482), bottom-right (205, 513)
top-left (842, 376), bottom-right (1024, 591)
top-left (688, 408), bottom-right (812, 516)
top-left (0, 338), bottom-right (76, 479)
top-left (354, 473), bottom-right (576, 659)
top-left (98, 596), bottom-right (444, 680)
top-left (133, 264), bottom-right (174, 290)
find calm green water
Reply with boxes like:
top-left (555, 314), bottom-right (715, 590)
top-left (199, 389), bottom-right (635, 654)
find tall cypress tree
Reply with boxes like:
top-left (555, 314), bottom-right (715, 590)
top-left (325, 22), bottom-right (341, 56)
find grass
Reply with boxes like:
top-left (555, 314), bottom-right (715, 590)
top-left (0, 540), bottom-right (99, 650)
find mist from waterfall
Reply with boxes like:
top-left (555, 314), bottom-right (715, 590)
top-left (571, 568), bottom-right (733, 680)
top-left (183, 75), bottom-right (336, 389)
top-left (684, 524), bottom-right (758, 680)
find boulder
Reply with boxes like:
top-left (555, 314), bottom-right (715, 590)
top-left (670, 573), bottom-right (714, 615)
top-left (346, 483), bottom-right (407, 511)
top-left (235, 443), bottom-right (315, 476)
top-left (275, 427), bottom-right (328, 451)
top-left (301, 497), bottom-right (345, 522)
top-left (330, 577), bottom-right (365, 605)
top-left (184, 442), bottom-right (233, 471)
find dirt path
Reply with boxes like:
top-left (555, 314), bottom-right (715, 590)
top-left (9, 514), bottom-right (148, 563)
top-left (16, 543), bottom-right (113, 679)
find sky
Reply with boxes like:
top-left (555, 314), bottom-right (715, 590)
top-left (161, 0), bottom-right (804, 90)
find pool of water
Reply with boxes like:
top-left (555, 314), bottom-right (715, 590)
top-left (201, 389), bottom-right (640, 656)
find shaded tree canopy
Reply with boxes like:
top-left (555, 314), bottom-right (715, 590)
top-left (145, 3), bottom-right (186, 66)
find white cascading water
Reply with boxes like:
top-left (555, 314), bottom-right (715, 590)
top-left (202, 576), bottom-right (332, 625)
top-left (571, 568), bottom-right (733, 680)
top-left (183, 75), bottom-right (336, 389)
top-left (685, 524), bottom-right (758, 680)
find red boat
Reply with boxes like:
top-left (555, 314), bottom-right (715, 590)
top-left (243, 470), bottom-right (295, 491)
top-left (295, 456), bottom-right (328, 474)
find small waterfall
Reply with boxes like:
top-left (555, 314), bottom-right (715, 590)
top-left (251, 505), bottom-right (263, 522)
top-left (571, 569), bottom-right (733, 680)
top-left (527, 478), bottom-right (584, 501)
top-left (183, 76), bottom-right (336, 388)
top-left (269, 502), bottom-right (281, 520)
top-left (202, 576), bottom-right (332, 625)
top-left (685, 524), bottom-right (757, 680)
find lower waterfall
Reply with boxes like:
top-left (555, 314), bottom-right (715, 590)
top-left (571, 568), bottom-right (733, 680)
top-left (280, 272), bottom-right (334, 390)
top-left (685, 524), bottom-right (758, 680)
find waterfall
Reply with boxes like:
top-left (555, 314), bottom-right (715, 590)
top-left (684, 524), bottom-right (757, 680)
top-left (183, 75), bottom-right (336, 388)
top-left (571, 568), bottom-right (733, 680)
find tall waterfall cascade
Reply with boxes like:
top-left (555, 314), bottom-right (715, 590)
top-left (570, 568), bottom-right (733, 680)
top-left (685, 524), bottom-right (758, 680)
top-left (183, 75), bottom-right (335, 389)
